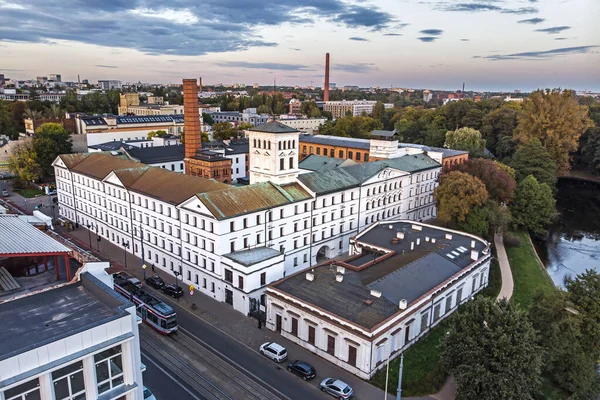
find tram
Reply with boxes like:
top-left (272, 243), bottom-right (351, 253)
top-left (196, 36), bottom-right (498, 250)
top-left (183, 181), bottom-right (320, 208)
top-left (113, 272), bottom-right (178, 334)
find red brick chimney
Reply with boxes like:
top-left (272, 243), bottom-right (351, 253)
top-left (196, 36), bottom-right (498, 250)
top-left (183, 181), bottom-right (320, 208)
top-left (198, 77), bottom-right (203, 93)
top-left (183, 78), bottom-right (201, 173)
top-left (324, 53), bottom-right (330, 102)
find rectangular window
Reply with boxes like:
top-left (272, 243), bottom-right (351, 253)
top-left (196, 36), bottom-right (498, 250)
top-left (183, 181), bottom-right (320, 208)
top-left (445, 295), bottom-right (453, 313)
top-left (260, 272), bottom-right (266, 286)
top-left (338, 150), bottom-right (343, 158)
top-left (433, 302), bottom-right (441, 322)
top-left (316, 147), bottom-right (321, 155)
top-left (280, 158), bottom-right (285, 170)
top-left (203, 278), bottom-right (207, 289)
top-left (238, 276), bottom-right (244, 290)
top-left (225, 269), bottom-right (233, 283)
top-left (356, 152), bottom-right (361, 161)
top-left (420, 312), bottom-right (430, 333)
top-left (456, 286), bottom-right (463, 304)
top-left (308, 325), bottom-right (316, 345)
top-left (94, 345), bottom-right (124, 394)
top-left (291, 317), bottom-right (298, 336)
top-left (327, 335), bottom-right (336, 355)
top-left (5, 378), bottom-right (40, 400)
top-left (211, 282), bottom-right (215, 293)
top-left (289, 157), bottom-right (294, 169)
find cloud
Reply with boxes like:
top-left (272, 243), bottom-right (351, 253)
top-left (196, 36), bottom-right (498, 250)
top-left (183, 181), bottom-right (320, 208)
top-left (501, 7), bottom-right (538, 14)
top-left (95, 64), bottom-right (118, 68)
top-left (349, 36), bottom-right (369, 41)
top-left (0, 0), bottom-right (394, 56)
top-left (290, 48), bottom-right (301, 51)
top-left (335, 63), bottom-right (376, 73)
top-left (214, 61), bottom-right (313, 71)
top-left (554, 37), bottom-right (568, 40)
top-left (332, 5), bottom-right (396, 31)
top-left (417, 36), bottom-right (438, 42)
top-left (475, 45), bottom-right (598, 60)
top-left (535, 26), bottom-right (571, 34)
top-left (460, 38), bottom-right (470, 41)
top-left (419, 29), bottom-right (443, 36)
top-left (384, 33), bottom-right (403, 36)
top-left (517, 18), bottom-right (545, 24)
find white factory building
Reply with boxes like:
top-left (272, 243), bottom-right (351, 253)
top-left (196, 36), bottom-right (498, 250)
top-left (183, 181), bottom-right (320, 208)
top-left (53, 121), bottom-right (442, 315)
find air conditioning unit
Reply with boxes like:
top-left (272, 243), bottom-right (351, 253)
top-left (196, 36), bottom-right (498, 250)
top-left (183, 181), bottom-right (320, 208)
top-left (370, 289), bottom-right (382, 298)
top-left (336, 265), bottom-right (345, 274)
top-left (399, 299), bottom-right (408, 310)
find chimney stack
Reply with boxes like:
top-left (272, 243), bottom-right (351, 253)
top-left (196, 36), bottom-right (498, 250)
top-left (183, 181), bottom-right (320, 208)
top-left (198, 77), bottom-right (203, 93)
top-left (324, 53), bottom-right (330, 102)
top-left (183, 78), bottom-right (201, 173)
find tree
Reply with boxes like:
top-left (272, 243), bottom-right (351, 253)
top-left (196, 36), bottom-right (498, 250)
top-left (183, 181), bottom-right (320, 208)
top-left (372, 101), bottom-right (386, 123)
top-left (211, 122), bottom-right (238, 141)
top-left (434, 171), bottom-right (488, 223)
top-left (0, 101), bottom-right (19, 139)
top-left (441, 298), bottom-right (543, 400)
top-left (23, 108), bottom-right (43, 120)
top-left (510, 175), bottom-right (556, 235)
top-left (511, 139), bottom-right (557, 188)
top-left (147, 130), bottom-right (167, 139)
top-left (493, 161), bottom-right (516, 181)
top-left (8, 141), bottom-right (42, 181)
top-left (32, 123), bottom-right (72, 177)
top-left (566, 270), bottom-right (600, 347)
top-left (529, 291), bottom-right (600, 399)
top-left (444, 127), bottom-right (486, 156)
top-left (237, 122), bottom-right (253, 131)
top-left (450, 158), bottom-right (516, 203)
top-left (480, 106), bottom-right (519, 157)
top-left (319, 116), bottom-right (382, 139)
top-left (455, 204), bottom-right (490, 238)
top-left (202, 112), bottom-right (214, 125)
top-left (515, 89), bottom-right (592, 174)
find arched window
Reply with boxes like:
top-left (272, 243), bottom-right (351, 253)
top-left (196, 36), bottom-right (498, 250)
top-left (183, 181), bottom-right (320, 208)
top-left (367, 189), bottom-right (371, 196)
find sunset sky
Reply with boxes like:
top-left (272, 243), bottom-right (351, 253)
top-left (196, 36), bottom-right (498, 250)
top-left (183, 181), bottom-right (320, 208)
top-left (0, 0), bottom-right (598, 91)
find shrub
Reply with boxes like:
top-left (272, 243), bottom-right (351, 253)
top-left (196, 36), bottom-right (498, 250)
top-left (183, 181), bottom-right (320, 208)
top-left (503, 233), bottom-right (521, 248)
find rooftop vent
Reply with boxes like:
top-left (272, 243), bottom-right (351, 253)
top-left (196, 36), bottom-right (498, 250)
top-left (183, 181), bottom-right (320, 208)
top-left (431, 238), bottom-right (436, 244)
top-left (446, 253), bottom-right (456, 259)
top-left (471, 250), bottom-right (479, 261)
top-left (388, 225), bottom-right (394, 230)
top-left (411, 224), bottom-right (423, 231)
top-left (425, 236), bottom-right (430, 242)
top-left (416, 238), bottom-right (421, 246)
top-left (445, 233), bottom-right (453, 240)
top-left (399, 299), bottom-right (408, 310)
top-left (410, 241), bottom-right (415, 251)
top-left (336, 265), bottom-right (345, 274)
top-left (335, 274), bottom-right (344, 283)
top-left (471, 240), bottom-right (476, 248)
top-left (370, 289), bottom-right (382, 298)
top-left (396, 232), bottom-right (405, 239)
top-left (306, 272), bottom-right (314, 281)
top-left (483, 247), bottom-right (490, 255)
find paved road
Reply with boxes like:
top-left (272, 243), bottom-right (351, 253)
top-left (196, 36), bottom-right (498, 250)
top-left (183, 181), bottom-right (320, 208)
top-left (142, 353), bottom-right (206, 400)
top-left (494, 232), bottom-right (514, 301)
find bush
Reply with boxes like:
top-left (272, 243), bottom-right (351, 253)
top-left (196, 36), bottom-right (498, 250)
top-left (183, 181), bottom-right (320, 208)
top-left (503, 233), bottom-right (522, 247)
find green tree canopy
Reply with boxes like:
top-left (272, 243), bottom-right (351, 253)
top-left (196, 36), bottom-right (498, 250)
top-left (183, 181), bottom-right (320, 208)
top-left (511, 139), bottom-right (557, 188)
top-left (479, 106), bottom-right (519, 158)
top-left (237, 122), bottom-right (253, 131)
top-left (510, 175), bottom-right (556, 235)
top-left (147, 130), bottom-right (167, 139)
top-left (434, 171), bottom-right (488, 223)
top-left (32, 123), bottom-right (72, 178)
top-left (8, 141), bottom-right (42, 181)
top-left (450, 158), bottom-right (516, 203)
top-left (444, 127), bottom-right (486, 156)
top-left (319, 116), bottom-right (383, 139)
top-left (515, 89), bottom-right (592, 174)
top-left (0, 101), bottom-right (19, 139)
top-left (202, 112), bottom-right (214, 125)
top-left (441, 298), bottom-right (543, 400)
top-left (211, 122), bottom-right (238, 141)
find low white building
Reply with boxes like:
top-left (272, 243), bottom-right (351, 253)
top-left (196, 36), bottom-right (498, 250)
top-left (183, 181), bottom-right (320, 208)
top-left (266, 221), bottom-right (491, 379)
top-left (53, 121), bottom-right (441, 316)
top-left (0, 262), bottom-right (145, 400)
top-left (207, 109), bottom-right (269, 127)
top-left (275, 117), bottom-right (326, 134)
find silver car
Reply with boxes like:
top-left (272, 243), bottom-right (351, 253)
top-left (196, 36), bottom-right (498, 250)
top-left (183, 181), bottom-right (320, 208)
top-left (320, 378), bottom-right (353, 399)
top-left (259, 342), bottom-right (287, 362)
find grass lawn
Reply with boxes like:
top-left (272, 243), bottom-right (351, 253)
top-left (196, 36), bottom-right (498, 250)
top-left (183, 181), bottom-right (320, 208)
top-left (18, 187), bottom-right (45, 198)
top-left (504, 231), bottom-right (556, 310)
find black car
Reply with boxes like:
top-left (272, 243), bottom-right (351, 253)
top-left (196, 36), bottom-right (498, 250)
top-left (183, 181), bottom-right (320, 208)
top-left (145, 275), bottom-right (165, 289)
top-left (161, 284), bottom-right (184, 298)
top-left (287, 360), bottom-right (316, 381)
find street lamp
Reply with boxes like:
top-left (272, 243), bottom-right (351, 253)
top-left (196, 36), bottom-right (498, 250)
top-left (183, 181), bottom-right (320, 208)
top-left (122, 240), bottom-right (130, 269)
top-left (396, 353), bottom-right (404, 400)
top-left (95, 225), bottom-right (101, 251)
top-left (137, 225), bottom-right (147, 280)
top-left (86, 223), bottom-right (93, 249)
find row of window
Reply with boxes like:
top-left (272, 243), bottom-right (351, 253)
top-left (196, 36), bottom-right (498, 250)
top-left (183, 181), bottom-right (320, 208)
top-left (302, 145), bottom-right (370, 162)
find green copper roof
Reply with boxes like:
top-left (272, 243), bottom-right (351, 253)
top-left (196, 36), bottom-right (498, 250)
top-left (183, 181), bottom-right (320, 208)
top-left (298, 154), bottom-right (357, 172)
top-left (249, 121), bottom-right (298, 134)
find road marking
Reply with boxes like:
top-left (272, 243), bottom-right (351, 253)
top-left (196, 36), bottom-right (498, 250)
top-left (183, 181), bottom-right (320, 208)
top-left (142, 352), bottom-right (205, 400)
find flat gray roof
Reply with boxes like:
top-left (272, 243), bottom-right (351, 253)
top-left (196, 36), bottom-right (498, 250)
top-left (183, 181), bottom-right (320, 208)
top-left (0, 275), bottom-right (129, 361)
top-left (0, 216), bottom-right (71, 255)
top-left (224, 247), bottom-right (281, 267)
top-left (272, 221), bottom-right (489, 329)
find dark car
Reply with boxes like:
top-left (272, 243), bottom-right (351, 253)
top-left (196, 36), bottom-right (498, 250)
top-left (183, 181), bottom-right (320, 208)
top-left (287, 360), bottom-right (316, 381)
top-left (145, 275), bottom-right (165, 289)
top-left (161, 284), bottom-right (184, 298)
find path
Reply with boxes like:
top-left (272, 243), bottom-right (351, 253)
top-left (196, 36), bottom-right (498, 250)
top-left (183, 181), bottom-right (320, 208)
top-left (495, 232), bottom-right (514, 301)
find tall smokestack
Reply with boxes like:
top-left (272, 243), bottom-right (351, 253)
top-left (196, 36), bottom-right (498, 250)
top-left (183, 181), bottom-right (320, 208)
top-left (183, 78), bottom-right (201, 173)
top-left (324, 53), bottom-right (330, 102)
top-left (198, 77), bottom-right (203, 93)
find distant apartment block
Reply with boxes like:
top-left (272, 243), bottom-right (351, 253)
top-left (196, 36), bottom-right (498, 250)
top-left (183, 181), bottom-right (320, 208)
top-left (98, 80), bottom-right (122, 90)
top-left (323, 100), bottom-right (393, 119)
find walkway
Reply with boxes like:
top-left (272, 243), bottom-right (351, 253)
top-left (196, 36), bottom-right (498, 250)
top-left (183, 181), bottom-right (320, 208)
top-left (494, 232), bottom-right (514, 301)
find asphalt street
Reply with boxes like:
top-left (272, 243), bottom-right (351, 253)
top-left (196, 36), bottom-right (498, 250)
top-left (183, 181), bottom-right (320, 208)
top-left (142, 353), bottom-right (206, 400)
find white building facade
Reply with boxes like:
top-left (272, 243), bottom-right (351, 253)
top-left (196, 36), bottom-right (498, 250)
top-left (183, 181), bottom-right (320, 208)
top-left (53, 122), bottom-right (441, 316)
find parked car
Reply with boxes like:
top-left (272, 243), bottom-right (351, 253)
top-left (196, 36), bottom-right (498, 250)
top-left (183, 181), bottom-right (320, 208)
top-left (47, 190), bottom-right (57, 196)
top-left (320, 378), bottom-right (353, 399)
top-left (161, 284), bottom-right (183, 298)
top-left (1, 189), bottom-right (8, 197)
top-left (127, 276), bottom-right (143, 288)
top-left (145, 275), bottom-right (165, 289)
top-left (287, 360), bottom-right (316, 380)
top-left (259, 342), bottom-right (287, 362)
top-left (143, 386), bottom-right (156, 400)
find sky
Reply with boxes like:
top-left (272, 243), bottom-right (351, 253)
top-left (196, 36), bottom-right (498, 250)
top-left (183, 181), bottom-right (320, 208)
top-left (0, 0), bottom-right (598, 91)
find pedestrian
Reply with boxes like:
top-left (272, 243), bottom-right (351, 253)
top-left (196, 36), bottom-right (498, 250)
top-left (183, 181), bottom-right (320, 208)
top-left (258, 319), bottom-right (262, 329)
top-left (151, 264), bottom-right (155, 272)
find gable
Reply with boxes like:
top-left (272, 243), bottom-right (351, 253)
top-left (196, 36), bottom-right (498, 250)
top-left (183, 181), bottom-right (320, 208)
top-left (103, 171), bottom-right (125, 188)
top-left (178, 195), bottom-right (216, 219)
top-left (362, 167), bottom-right (409, 186)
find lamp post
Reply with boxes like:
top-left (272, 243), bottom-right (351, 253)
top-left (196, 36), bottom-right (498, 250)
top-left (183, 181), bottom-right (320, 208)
top-left (396, 353), bottom-right (404, 400)
top-left (86, 223), bottom-right (93, 249)
top-left (123, 240), bottom-right (130, 269)
top-left (95, 225), bottom-right (100, 251)
top-left (138, 225), bottom-right (147, 280)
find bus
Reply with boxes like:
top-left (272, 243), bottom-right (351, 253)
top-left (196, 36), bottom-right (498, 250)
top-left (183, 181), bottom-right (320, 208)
top-left (113, 272), bottom-right (178, 334)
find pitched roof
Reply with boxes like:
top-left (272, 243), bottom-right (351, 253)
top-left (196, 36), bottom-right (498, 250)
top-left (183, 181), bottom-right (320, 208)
top-left (297, 167), bottom-right (360, 194)
top-left (371, 130), bottom-right (397, 138)
top-left (198, 181), bottom-right (311, 220)
top-left (298, 154), bottom-right (357, 172)
top-left (126, 145), bottom-right (185, 164)
top-left (249, 121), bottom-right (298, 134)
top-left (0, 215), bottom-right (71, 255)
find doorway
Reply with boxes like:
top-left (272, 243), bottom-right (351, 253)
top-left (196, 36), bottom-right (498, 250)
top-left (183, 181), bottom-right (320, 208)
top-left (225, 288), bottom-right (233, 306)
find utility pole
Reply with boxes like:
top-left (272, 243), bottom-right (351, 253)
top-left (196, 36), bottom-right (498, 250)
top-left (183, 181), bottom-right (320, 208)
top-left (139, 225), bottom-right (146, 280)
top-left (396, 353), bottom-right (404, 400)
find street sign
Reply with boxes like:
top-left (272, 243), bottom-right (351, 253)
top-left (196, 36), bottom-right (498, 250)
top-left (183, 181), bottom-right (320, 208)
top-left (189, 285), bottom-right (194, 291)
top-left (142, 264), bottom-right (147, 269)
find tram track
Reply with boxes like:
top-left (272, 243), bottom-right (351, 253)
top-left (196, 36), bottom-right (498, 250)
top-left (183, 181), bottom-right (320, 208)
top-left (140, 325), bottom-right (285, 400)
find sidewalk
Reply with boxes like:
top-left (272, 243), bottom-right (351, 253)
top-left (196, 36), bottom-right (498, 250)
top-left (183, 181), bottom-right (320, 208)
top-left (61, 225), bottom-right (447, 400)
top-left (494, 232), bottom-right (514, 301)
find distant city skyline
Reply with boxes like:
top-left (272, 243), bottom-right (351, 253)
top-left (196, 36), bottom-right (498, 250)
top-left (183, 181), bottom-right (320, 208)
top-left (0, 0), bottom-right (598, 91)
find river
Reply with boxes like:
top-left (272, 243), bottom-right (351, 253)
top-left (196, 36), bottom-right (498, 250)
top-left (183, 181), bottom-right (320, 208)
top-left (533, 178), bottom-right (600, 288)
